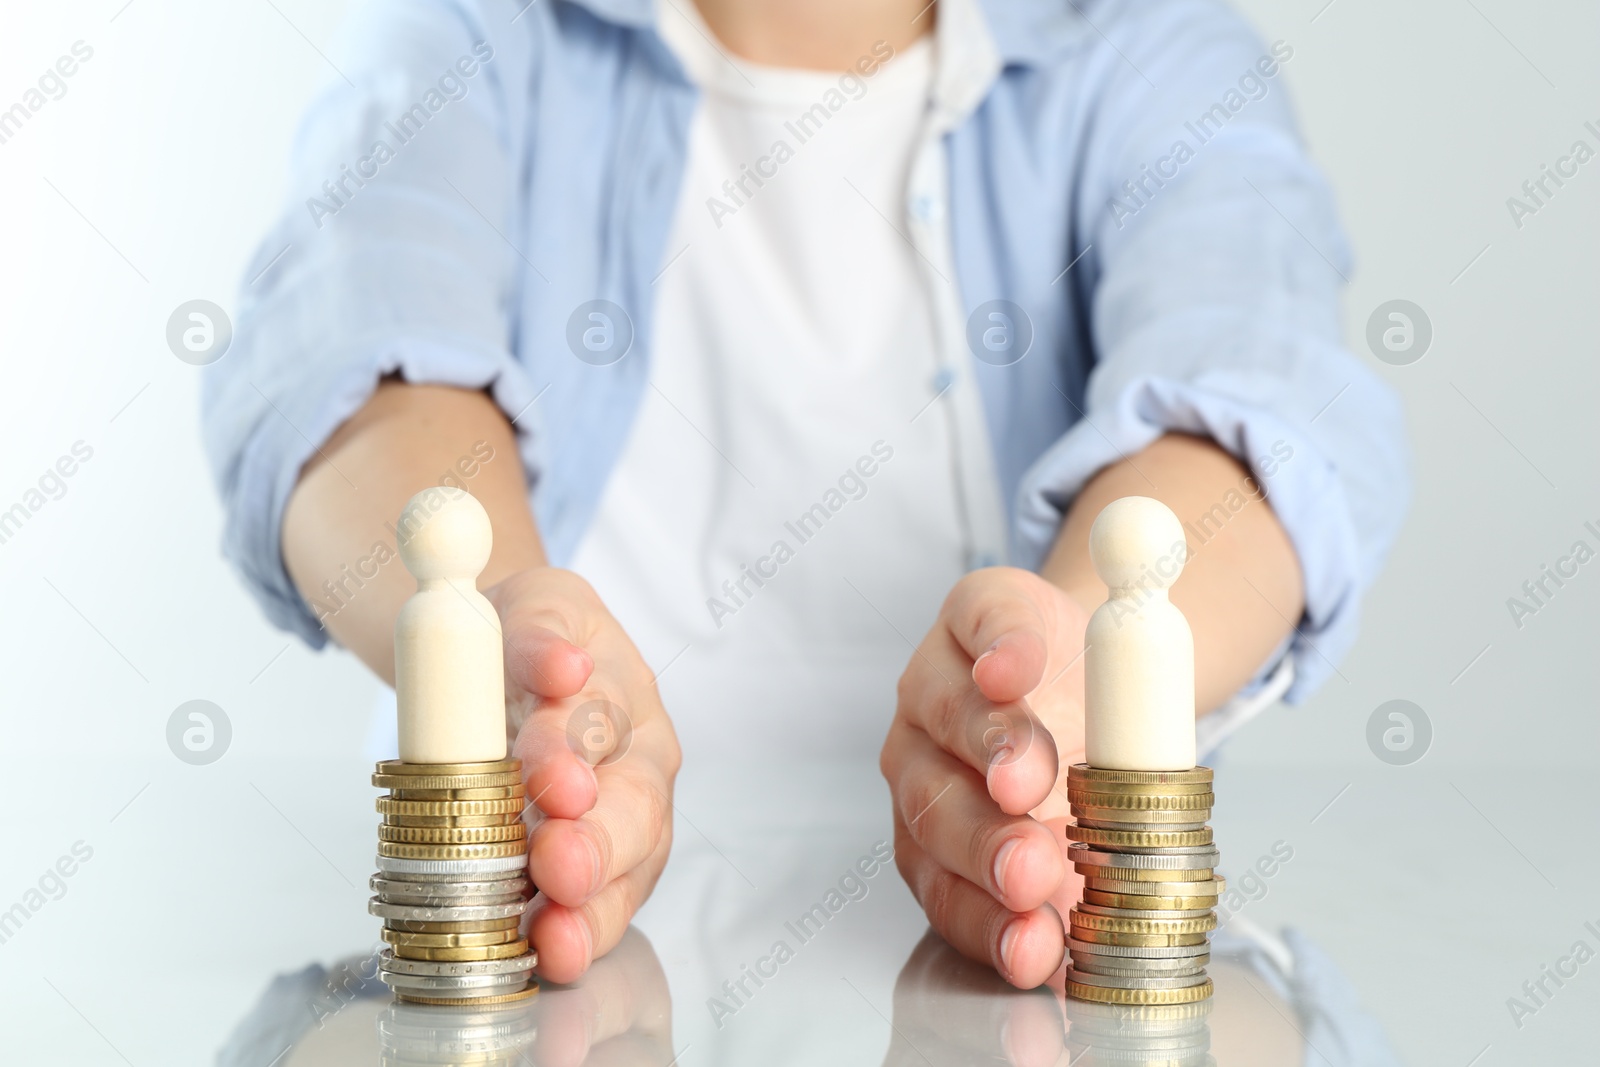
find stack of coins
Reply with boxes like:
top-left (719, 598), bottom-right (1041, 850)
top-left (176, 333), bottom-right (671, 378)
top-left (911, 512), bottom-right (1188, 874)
top-left (1063, 763), bottom-right (1224, 1006)
top-left (370, 758), bottom-right (538, 1006)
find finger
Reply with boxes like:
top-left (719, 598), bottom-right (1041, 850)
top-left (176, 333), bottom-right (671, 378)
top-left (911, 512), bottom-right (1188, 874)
top-left (513, 692), bottom-right (607, 820)
top-left (947, 568), bottom-right (1052, 704)
top-left (529, 764), bottom-right (670, 907)
top-left (887, 728), bottom-right (1063, 912)
top-left (504, 623), bottom-right (594, 699)
top-left (896, 824), bottom-right (1065, 989)
top-left (892, 674), bottom-right (1059, 817)
top-left (532, 825), bottom-right (672, 984)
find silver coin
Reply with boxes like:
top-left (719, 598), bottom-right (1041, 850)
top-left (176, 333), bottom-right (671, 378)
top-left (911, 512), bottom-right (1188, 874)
top-left (1068, 844), bottom-right (1221, 870)
top-left (378, 949), bottom-right (539, 977)
top-left (370, 882), bottom-right (529, 909)
top-left (381, 970), bottom-right (533, 993)
top-left (1070, 950), bottom-right (1209, 977)
top-left (374, 867), bottom-right (527, 884)
top-left (1074, 902), bottom-right (1214, 920)
top-left (369, 898), bottom-right (527, 922)
top-left (375, 854), bottom-right (528, 876)
top-left (1065, 966), bottom-right (1212, 991)
top-left (1102, 844), bottom-right (1223, 858)
top-left (1074, 816), bottom-right (1209, 832)
top-left (1067, 937), bottom-right (1212, 960)
top-left (1084, 877), bottom-right (1226, 897)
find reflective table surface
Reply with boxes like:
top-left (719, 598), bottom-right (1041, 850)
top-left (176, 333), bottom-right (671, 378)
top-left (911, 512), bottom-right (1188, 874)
top-left (9, 755), bottom-right (1596, 1064)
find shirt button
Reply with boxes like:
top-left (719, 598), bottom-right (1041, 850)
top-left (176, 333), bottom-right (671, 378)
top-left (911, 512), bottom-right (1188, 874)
top-left (910, 194), bottom-right (942, 222)
top-left (931, 367), bottom-right (956, 393)
top-left (968, 551), bottom-right (1000, 571)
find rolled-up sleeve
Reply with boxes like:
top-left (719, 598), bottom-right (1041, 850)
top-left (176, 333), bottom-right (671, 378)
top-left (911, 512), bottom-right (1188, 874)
top-left (201, 0), bottom-right (539, 647)
top-left (1015, 4), bottom-right (1410, 702)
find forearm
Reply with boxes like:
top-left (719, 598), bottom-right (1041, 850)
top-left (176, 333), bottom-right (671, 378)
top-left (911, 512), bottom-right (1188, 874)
top-left (1040, 433), bottom-right (1304, 714)
top-left (282, 381), bottom-right (545, 682)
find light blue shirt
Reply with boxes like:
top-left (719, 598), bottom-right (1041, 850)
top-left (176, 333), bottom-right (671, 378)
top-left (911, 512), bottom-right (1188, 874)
top-left (203, 0), bottom-right (1409, 703)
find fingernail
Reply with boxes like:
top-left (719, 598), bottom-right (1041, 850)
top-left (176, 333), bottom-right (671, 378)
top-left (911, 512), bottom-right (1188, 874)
top-left (992, 837), bottom-right (1021, 899)
top-left (973, 646), bottom-right (1000, 674)
top-left (998, 917), bottom-right (1023, 982)
top-left (986, 748), bottom-right (1013, 794)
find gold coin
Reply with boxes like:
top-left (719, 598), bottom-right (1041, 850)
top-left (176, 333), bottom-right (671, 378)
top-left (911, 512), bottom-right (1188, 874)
top-left (1064, 824), bottom-right (1212, 848)
top-left (378, 823), bottom-right (526, 844)
top-left (378, 840), bottom-right (528, 860)
top-left (387, 784), bottom-right (528, 801)
top-left (1066, 979), bottom-right (1213, 1005)
top-left (375, 758), bottom-right (521, 776)
top-left (1067, 927), bottom-right (1209, 948)
top-left (382, 917), bottom-right (523, 935)
top-left (391, 939), bottom-right (531, 962)
top-left (1066, 789), bottom-right (1215, 810)
top-left (382, 811), bottom-right (525, 828)
top-left (1069, 910), bottom-right (1217, 935)
top-left (382, 927), bottom-right (522, 948)
top-left (1082, 889), bottom-right (1220, 911)
top-left (1070, 805), bottom-right (1211, 825)
top-left (395, 984), bottom-right (539, 1006)
top-left (1073, 864), bottom-right (1214, 882)
top-left (377, 796), bottom-right (526, 817)
top-left (1083, 877), bottom-right (1226, 898)
top-left (1067, 764), bottom-right (1212, 787)
top-left (373, 771), bottom-right (522, 790)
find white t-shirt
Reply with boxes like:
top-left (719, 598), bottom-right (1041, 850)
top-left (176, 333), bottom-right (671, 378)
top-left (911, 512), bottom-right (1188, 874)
top-left (570, 13), bottom-right (978, 765)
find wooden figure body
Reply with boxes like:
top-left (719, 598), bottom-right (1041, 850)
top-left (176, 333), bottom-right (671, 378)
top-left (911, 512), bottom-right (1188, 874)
top-left (1083, 496), bottom-right (1196, 771)
top-left (393, 487), bottom-right (506, 764)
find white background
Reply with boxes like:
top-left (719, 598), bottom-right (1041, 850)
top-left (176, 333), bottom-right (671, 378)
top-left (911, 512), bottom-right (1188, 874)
top-left (0, 1), bottom-right (1596, 1064)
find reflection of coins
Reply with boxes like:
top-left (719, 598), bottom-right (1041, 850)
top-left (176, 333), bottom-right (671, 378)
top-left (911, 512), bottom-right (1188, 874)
top-left (1068, 843), bottom-right (1220, 869)
top-left (1070, 911), bottom-right (1217, 935)
top-left (390, 939), bottom-right (531, 962)
top-left (378, 823), bottom-right (526, 844)
top-left (1066, 825), bottom-right (1213, 848)
top-left (1065, 977), bottom-right (1214, 1005)
top-left (1074, 864), bottom-right (1214, 882)
top-left (378, 796), bottom-right (525, 817)
top-left (1068, 765), bottom-right (1211, 787)
top-left (1082, 889), bottom-right (1219, 911)
top-left (378, 840), bottom-right (527, 860)
top-left (377, 949), bottom-right (538, 976)
top-left (1065, 967), bottom-right (1212, 990)
top-left (396, 985), bottom-right (539, 1006)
